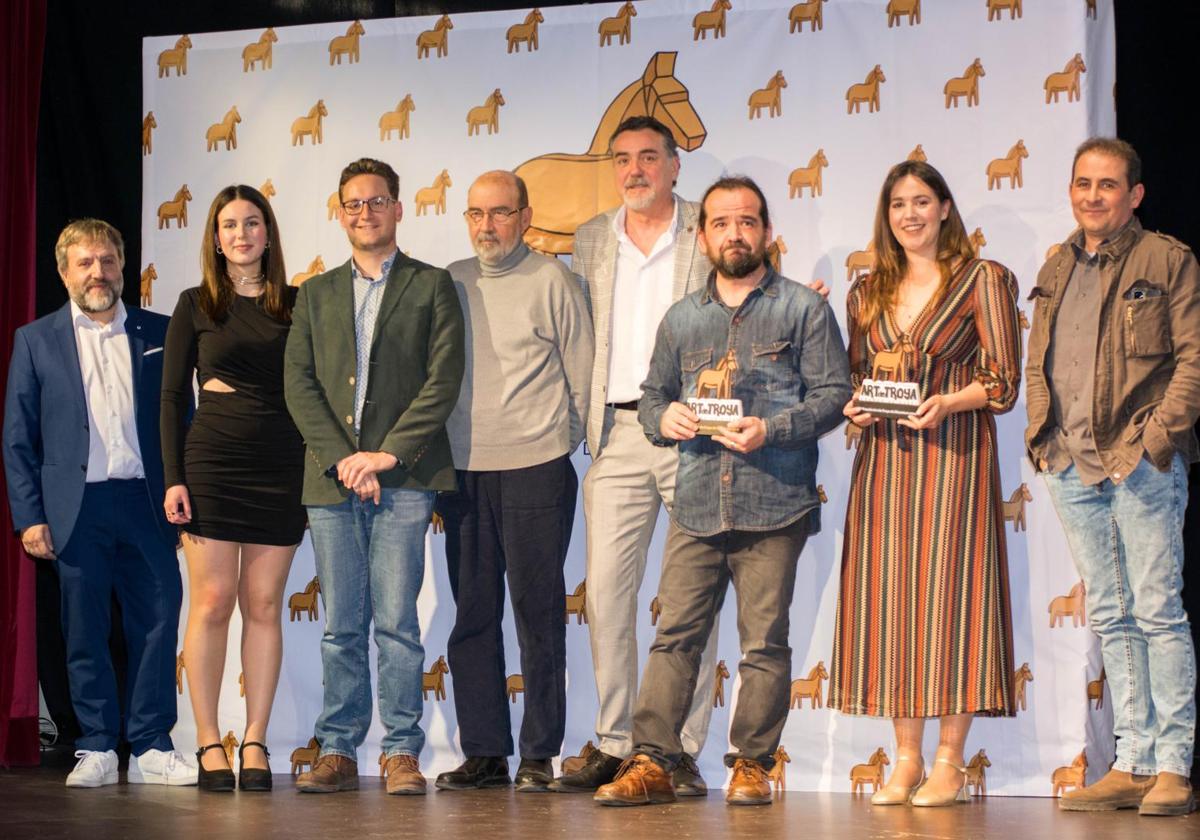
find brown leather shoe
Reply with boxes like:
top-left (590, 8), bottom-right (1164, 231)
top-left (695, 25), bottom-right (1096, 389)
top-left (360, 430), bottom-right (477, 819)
top-left (1139, 772), bottom-right (1196, 816)
top-left (384, 754), bottom-right (427, 796)
top-left (296, 754), bottom-right (359, 793)
top-left (593, 755), bottom-right (676, 806)
top-left (1059, 768), bottom-right (1155, 811)
top-left (726, 758), bottom-right (772, 806)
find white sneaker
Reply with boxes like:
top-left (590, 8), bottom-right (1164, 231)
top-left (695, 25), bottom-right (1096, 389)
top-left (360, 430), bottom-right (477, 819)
top-left (127, 748), bottom-right (198, 786)
top-left (65, 749), bottom-right (119, 788)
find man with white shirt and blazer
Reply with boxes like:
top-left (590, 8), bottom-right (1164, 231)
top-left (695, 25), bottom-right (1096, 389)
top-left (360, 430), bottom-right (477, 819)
top-left (3, 219), bottom-right (194, 788)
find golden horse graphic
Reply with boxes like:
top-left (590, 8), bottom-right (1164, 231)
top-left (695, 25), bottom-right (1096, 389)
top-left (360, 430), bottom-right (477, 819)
top-left (987, 0), bottom-right (1023, 21)
top-left (329, 20), bottom-right (365, 65)
top-left (422, 655), bottom-right (449, 701)
top-left (788, 149), bottom-right (828, 198)
top-left (467, 89), bottom-right (505, 136)
top-left (767, 746), bottom-right (790, 791)
top-left (514, 51), bottom-right (706, 254)
top-left (817, 484), bottom-right (828, 503)
top-left (846, 242), bottom-right (874, 281)
top-left (1052, 751), bottom-right (1087, 796)
top-left (221, 731), bottom-right (239, 765)
top-left (1086, 0), bottom-right (1097, 20)
top-left (140, 263), bottom-right (157, 306)
top-left (291, 100), bottom-right (327, 146)
top-left (748, 70), bottom-right (787, 119)
top-left (238, 671), bottom-right (244, 697)
top-left (945, 58), bottom-right (985, 108)
top-left (327, 192), bottom-right (342, 220)
top-left (141, 111), bottom-right (156, 156)
top-left (157, 34), bottom-right (192, 78)
top-left (157, 184), bottom-right (192, 229)
top-left (845, 423), bottom-right (862, 449)
top-left (696, 350), bottom-right (738, 399)
top-left (1002, 482), bottom-right (1032, 531)
top-left (599, 1), bottom-right (637, 47)
top-left (288, 576), bottom-right (321, 620)
top-left (562, 741), bottom-right (599, 775)
top-left (205, 106), bottom-right (241, 152)
top-left (175, 651), bottom-right (185, 694)
top-left (789, 661), bottom-right (828, 708)
top-left (506, 674), bottom-right (525, 703)
top-left (1049, 580), bottom-right (1087, 627)
top-left (693, 0), bottom-right (732, 41)
top-left (871, 339), bottom-right (913, 381)
top-left (1087, 668), bottom-right (1106, 709)
top-left (886, 0), bottom-right (921, 27)
top-left (908, 143), bottom-right (927, 162)
top-left (417, 14), bottom-right (453, 59)
top-left (850, 748), bottom-right (890, 794)
top-left (965, 749), bottom-right (991, 795)
top-left (1018, 309), bottom-right (1030, 330)
top-left (712, 659), bottom-right (730, 707)
top-left (649, 595), bottom-right (661, 625)
top-left (379, 95), bottom-right (415, 141)
top-left (507, 8), bottom-right (544, 53)
top-left (789, 0), bottom-right (825, 32)
top-left (987, 139), bottom-right (1028, 190)
top-left (243, 27), bottom-right (277, 71)
top-left (969, 226), bottom-right (987, 255)
top-left (766, 235), bottom-right (786, 273)
top-left (290, 738), bottom-right (319, 774)
top-left (846, 65), bottom-right (886, 114)
top-left (291, 256), bottom-right (326, 287)
top-left (1045, 53), bottom-right (1087, 104)
top-left (1012, 662), bottom-right (1033, 711)
top-left (415, 170), bottom-right (452, 216)
top-left (565, 580), bottom-right (587, 624)
top-left (259, 178), bottom-right (275, 202)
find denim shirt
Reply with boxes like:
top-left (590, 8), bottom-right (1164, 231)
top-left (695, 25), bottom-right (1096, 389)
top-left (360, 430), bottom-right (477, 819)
top-left (639, 268), bottom-right (852, 537)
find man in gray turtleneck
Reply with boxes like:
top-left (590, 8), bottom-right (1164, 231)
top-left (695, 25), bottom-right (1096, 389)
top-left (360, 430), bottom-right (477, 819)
top-left (435, 170), bottom-right (593, 793)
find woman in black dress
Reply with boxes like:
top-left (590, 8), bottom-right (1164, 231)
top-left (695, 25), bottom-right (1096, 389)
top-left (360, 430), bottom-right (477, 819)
top-left (161, 185), bottom-right (304, 791)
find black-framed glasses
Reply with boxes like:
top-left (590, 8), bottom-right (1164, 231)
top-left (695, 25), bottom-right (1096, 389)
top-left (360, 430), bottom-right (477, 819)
top-left (463, 207), bottom-right (526, 225)
top-left (342, 196), bottom-right (397, 215)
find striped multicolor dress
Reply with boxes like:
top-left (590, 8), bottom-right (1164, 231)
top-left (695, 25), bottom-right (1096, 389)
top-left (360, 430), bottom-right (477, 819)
top-left (829, 259), bottom-right (1021, 718)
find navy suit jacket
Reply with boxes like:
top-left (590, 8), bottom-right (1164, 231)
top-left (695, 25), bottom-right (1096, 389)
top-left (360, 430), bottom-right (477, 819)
top-left (3, 302), bottom-right (174, 551)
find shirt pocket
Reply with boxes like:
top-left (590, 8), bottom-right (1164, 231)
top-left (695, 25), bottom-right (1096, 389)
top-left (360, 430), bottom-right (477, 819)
top-left (681, 348), bottom-right (713, 398)
top-left (1123, 294), bottom-right (1172, 357)
top-left (751, 340), bottom-right (794, 392)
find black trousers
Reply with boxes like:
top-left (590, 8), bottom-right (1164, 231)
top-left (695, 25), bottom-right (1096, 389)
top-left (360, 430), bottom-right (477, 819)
top-left (439, 455), bottom-right (577, 758)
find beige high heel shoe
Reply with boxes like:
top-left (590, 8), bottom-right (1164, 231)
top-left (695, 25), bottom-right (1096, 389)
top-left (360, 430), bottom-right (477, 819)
top-left (871, 755), bottom-right (926, 806)
top-left (910, 757), bottom-right (969, 807)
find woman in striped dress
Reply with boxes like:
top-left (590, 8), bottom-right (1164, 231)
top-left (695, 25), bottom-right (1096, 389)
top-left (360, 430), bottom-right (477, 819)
top-left (829, 161), bottom-right (1021, 807)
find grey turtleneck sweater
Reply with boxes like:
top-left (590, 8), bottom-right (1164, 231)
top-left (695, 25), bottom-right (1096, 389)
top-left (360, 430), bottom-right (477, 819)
top-left (446, 242), bottom-right (594, 471)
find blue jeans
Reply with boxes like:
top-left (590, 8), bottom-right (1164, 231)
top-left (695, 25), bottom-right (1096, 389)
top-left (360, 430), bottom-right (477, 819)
top-left (1042, 455), bottom-right (1195, 777)
top-left (307, 488), bottom-right (435, 760)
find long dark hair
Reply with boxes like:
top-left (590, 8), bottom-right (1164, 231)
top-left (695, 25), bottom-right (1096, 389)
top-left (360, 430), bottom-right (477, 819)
top-left (858, 161), bottom-right (974, 330)
top-left (199, 185), bottom-right (290, 322)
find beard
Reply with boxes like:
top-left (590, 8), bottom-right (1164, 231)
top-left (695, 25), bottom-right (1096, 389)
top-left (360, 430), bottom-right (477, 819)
top-left (472, 231), bottom-right (520, 266)
top-left (620, 176), bottom-right (661, 212)
top-left (711, 241), bottom-right (766, 279)
top-left (72, 278), bottom-right (123, 313)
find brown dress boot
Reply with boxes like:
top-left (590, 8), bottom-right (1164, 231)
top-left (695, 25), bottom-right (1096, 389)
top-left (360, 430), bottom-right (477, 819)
top-left (384, 754), bottom-right (427, 795)
top-left (1139, 772), bottom-right (1196, 816)
top-left (1059, 768), bottom-right (1156, 811)
top-left (296, 754), bottom-right (359, 793)
top-left (593, 755), bottom-right (676, 806)
top-left (726, 758), bottom-right (772, 806)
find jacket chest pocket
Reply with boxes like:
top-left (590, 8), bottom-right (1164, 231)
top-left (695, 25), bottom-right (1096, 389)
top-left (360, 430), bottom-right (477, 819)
top-left (1124, 295), bottom-right (1172, 357)
top-left (682, 348), bottom-right (714, 397)
top-left (751, 340), bottom-right (794, 392)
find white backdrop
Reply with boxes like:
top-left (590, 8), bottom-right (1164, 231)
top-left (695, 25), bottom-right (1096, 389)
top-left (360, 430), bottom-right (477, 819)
top-left (142, 0), bottom-right (1117, 795)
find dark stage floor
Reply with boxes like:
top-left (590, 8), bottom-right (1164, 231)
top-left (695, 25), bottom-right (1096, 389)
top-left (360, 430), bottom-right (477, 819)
top-left (1, 764), bottom-right (1195, 840)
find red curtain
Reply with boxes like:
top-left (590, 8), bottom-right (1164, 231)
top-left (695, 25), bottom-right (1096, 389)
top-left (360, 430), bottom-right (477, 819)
top-left (0, 0), bottom-right (47, 767)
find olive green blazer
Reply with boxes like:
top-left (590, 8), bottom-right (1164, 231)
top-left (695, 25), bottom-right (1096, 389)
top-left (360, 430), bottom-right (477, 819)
top-left (284, 254), bottom-right (465, 505)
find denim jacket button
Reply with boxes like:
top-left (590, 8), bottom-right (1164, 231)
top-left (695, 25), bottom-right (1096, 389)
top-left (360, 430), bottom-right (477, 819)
top-left (721, 473), bottom-right (731, 484)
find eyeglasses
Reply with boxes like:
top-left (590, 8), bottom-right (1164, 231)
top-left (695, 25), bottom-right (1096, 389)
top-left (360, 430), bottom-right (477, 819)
top-left (462, 207), bottom-right (526, 225)
top-left (341, 196), bottom-right (397, 215)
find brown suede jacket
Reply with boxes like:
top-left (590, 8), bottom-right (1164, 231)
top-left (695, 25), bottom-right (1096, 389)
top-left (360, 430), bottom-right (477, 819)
top-left (1025, 218), bottom-right (1200, 482)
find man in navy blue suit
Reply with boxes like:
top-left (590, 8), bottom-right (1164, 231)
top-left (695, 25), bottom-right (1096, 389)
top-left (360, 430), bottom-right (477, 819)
top-left (3, 219), bottom-right (195, 787)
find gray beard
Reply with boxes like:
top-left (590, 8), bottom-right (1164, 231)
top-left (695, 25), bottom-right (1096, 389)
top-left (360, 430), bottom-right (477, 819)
top-left (73, 283), bottom-right (122, 313)
top-left (473, 237), bottom-right (519, 266)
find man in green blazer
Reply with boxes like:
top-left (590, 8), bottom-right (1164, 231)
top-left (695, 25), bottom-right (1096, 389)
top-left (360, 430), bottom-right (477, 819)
top-left (285, 157), bottom-right (464, 796)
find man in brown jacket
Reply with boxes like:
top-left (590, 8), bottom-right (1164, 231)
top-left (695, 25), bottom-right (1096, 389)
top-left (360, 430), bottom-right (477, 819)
top-left (1026, 137), bottom-right (1199, 817)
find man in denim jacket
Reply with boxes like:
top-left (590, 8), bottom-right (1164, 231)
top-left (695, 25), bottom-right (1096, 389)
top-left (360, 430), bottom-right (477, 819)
top-left (594, 176), bottom-right (850, 807)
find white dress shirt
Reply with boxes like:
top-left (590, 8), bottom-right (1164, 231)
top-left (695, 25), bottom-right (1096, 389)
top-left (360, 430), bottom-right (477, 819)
top-left (606, 201), bottom-right (679, 404)
top-left (71, 300), bottom-right (144, 482)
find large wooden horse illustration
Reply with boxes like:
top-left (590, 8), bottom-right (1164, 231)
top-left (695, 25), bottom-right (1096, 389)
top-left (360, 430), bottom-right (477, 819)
top-left (515, 52), bottom-right (706, 254)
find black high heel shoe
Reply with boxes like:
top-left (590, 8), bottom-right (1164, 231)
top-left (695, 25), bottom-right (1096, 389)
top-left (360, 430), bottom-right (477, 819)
top-left (196, 743), bottom-right (235, 792)
top-left (238, 740), bottom-right (273, 792)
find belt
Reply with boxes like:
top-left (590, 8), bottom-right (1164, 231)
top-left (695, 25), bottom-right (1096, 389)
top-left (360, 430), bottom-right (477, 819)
top-left (607, 400), bottom-right (639, 411)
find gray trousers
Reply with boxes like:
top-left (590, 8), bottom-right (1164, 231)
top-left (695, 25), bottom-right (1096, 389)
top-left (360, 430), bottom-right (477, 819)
top-left (632, 518), bottom-right (808, 770)
top-left (583, 407), bottom-right (719, 758)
